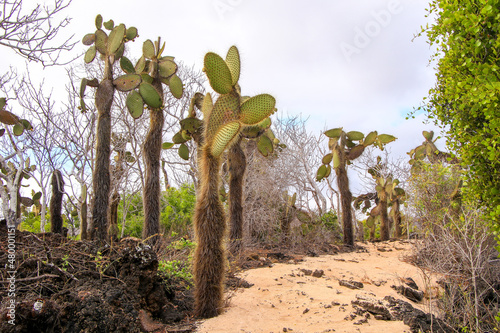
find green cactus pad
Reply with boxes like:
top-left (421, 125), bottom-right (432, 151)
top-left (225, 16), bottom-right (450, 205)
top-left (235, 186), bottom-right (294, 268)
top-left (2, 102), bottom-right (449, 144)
top-left (202, 93), bottom-right (214, 120)
top-left (325, 165), bottom-right (332, 178)
top-left (239, 94), bottom-right (276, 125)
top-left (120, 56), bottom-right (135, 74)
top-left (178, 143), bottom-right (189, 160)
top-left (0, 110), bottom-right (19, 125)
top-left (172, 132), bottom-right (188, 144)
top-left (115, 43), bottom-right (125, 60)
top-left (378, 134), bottom-right (396, 144)
top-left (322, 153), bottom-right (333, 165)
top-left (0, 98), bottom-right (6, 110)
top-left (141, 74), bottom-right (153, 84)
top-left (422, 130), bottom-right (434, 141)
top-left (13, 123), bottom-right (24, 136)
top-left (168, 74), bottom-right (183, 99)
top-left (103, 19), bottom-right (114, 30)
top-left (316, 165), bottom-right (327, 181)
top-left (158, 60), bottom-right (177, 79)
top-left (347, 131), bottom-right (364, 141)
top-left (81, 184), bottom-right (87, 200)
top-left (80, 78), bottom-right (87, 98)
top-left (204, 52), bottom-right (233, 94)
top-left (180, 118), bottom-right (203, 134)
top-left (126, 27), bottom-right (138, 40)
top-left (332, 150), bottom-right (341, 169)
top-left (257, 134), bottom-right (273, 157)
top-left (206, 93), bottom-right (240, 139)
top-left (366, 216), bottom-right (375, 228)
top-left (139, 82), bottom-right (162, 108)
top-left (347, 145), bottom-right (365, 161)
top-left (135, 56), bottom-right (146, 74)
top-left (211, 121), bottom-right (241, 157)
top-left (225, 45), bottom-right (240, 85)
top-left (108, 24), bottom-right (125, 55)
top-left (363, 131), bottom-right (378, 146)
top-left (181, 130), bottom-right (191, 141)
top-left (143, 40), bottom-right (156, 59)
top-left (325, 128), bottom-right (343, 138)
top-left (95, 15), bottom-right (103, 29)
top-left (82, 33), bottom-right (95, 46)
top-left (162, 142), bottom-right (174, 149)
top-left (414, 145), bottom-right (426, 159)
top-left (84, 46), bottom-right (96, 63)
top-left (113, 74), bottom-right (141, 92)
top-left (94, 29), bottom-right (108, 55)
top-left (126, 91), bottom-right (144, 119)
top-left (80, 98), bottom-right (87, 112)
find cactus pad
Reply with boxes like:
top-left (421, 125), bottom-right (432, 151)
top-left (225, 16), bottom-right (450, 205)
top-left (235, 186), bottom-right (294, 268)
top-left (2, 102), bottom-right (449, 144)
top-left (172, 132), bottom-right (188, 144)
top-left (178, 143), bottom-right (189, 160)
top-left (113, 74), bottom-right (141, 92)
top-left (0, 98), bottom-right (6, 110)
top-left (0, 110), bottom-right (19, 125)
top-left (95, 15), bottom-right (103, 29)
top-left (422, 130), bottom-right (434, 141)
top-left (202, 93), bottom-right (214, 119)
top-left (103, 19), bottom-right (114, 30)
top-left (135, 56), bottom-right (146, 74)
top-left (211, 121), bottom-right (241, 157)
top-left (347, 131), bottom-right (364, 141)
top-left (108, 24), bottom-right (126, 55)
top-left (363, 131), bottom-right (378, 146)
top-left (126, 91), bottom-right (144, 118)
top-left (225, 45), bottom-right (240, 85)
top-left (204, 52), bottom-right (233, 94)
top-left (84, 46), bottom-right (96, 63)
top-left (322, 153), bottom-right (333, 165)
top-left (316, 165), bottom-right (327, 181)
top-left (168, 74), bottom-right (183, 99)
top-left (143, 39), bottom-right (156, 59)
top-left (80, 78), bottom-right (87, 98)
top-left (162, 142), bottom-right (174, 149)
top-left (332, 150), bottom-right (341, 168)
top-left (206, 93), bottom-right (240, 140)
top-left (239, 94), bottom-right (276, 125)
top-left (120, 56), bottom-right (135, 74)
top-left (378, 134), bottom-right (397, 144)
top-left (158, 59), bottom-right (177, 79)
top-left (126, 27), bottom-right (138, 40)
top-left (82, 33), bottom-right (95, 46)
top-left (325, 128), bottom-right (343, 138)
top-left (13, 123), bottom-right (24, 136)
top-left (139, 82), bottom-right (162, 109)
top-left (257, 134), bottom-right (273, 157)
top-left (94, 29), bottom-right (108, 55)
top-left (180, 118), bottom-right (203, 134)
top-left (347, 145), bottom-right (365, 161)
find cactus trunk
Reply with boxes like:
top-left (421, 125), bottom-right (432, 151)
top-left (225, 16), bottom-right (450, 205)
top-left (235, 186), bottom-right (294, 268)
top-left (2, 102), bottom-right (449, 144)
top-left (108, 191), bottom-right (120, 242)
top-left (379, 193), bottom-right (390, 241)
top-left (193, 147), bottom-right (226, 318)
top-left (90, 60), bottom-right (114, 243)
top-left (80, 201), bottom-right (88, 240)
top-left (50, 170), bottom-right (64, 234)
top-left (142, 77), bottom-right (164, 246)
top-left (335, 146), bottom-right (354, 246)
top-left (228, 138), bottom-right (246, 253)
top-left (392, 200), bottom-right (402, 238)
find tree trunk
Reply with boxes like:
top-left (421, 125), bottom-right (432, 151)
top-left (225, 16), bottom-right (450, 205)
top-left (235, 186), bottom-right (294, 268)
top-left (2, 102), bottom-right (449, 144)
top-left (228, 138), bottom-right (246, 253)
top-left (90, 60), bottom-right (114, 243)
top-left (193, 147), bottom-right (226, 318)
top-left (108, 191), bottom-right (120, 242)
top-left (142, 76), bottom-right (164, 246)
top-left (335, 146), bottom-right (354, 246)
top-left (379, 194), bottom-right (390, 241)
top-left (393, 200), bottom-right (402, 238)
top-left (50, 170), bottom-right (64, 234)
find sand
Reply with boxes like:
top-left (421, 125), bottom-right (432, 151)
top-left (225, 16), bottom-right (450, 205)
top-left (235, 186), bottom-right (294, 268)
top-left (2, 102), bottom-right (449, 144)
top-left (195, 241), bottom-right (438, 333)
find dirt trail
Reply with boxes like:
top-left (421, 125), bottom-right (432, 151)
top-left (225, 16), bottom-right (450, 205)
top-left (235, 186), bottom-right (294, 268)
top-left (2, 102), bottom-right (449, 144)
top-left (196, 241), bottom-right (438, 333)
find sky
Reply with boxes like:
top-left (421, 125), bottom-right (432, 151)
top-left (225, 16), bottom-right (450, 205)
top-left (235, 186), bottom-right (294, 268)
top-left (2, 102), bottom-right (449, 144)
top-left (2, 0), bottom-right (443, 192)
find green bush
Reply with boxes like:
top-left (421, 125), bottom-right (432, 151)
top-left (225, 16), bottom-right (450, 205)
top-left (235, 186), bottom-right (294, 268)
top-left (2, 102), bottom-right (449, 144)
top-left (160, 183), bottom-right (196, 236)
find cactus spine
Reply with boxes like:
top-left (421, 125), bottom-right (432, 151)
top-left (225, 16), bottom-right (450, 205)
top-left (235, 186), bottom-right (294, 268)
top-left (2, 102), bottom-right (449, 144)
top-left (317, 129), bottom-right (396, 246)
top-left (50, 170), bottom-right (64, 234)
top-left (193, 46), bottom-right (276, 318)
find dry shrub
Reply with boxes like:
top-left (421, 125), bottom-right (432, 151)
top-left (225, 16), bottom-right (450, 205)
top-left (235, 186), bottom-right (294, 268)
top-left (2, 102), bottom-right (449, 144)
top-left (410, 208), bottom-right (500, 332)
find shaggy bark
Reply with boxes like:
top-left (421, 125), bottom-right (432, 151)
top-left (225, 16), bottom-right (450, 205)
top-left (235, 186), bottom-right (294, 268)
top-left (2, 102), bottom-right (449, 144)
top-left (50, 170), bottom-right (64, 234)
top-left (392, 200), bottom-right (402, 238)
top-left (379, 193), bottom-right (390, 241)
top-left (193, 147), bottom-right (226, 318)
top-left (228, 138), bottom-right (246, 253)
top-left (335, 146), bottom-right (354, 246)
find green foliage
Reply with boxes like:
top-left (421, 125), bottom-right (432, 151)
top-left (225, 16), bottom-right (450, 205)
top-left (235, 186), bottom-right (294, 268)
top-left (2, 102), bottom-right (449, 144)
top-left (420, 1), bottom-right (500, 243)
top-left (160, 184), bottom-right (196, 235)
top-left (157, 259), bottom-right (193, 287)
top-left (320, 210), bottom-right (340, 232)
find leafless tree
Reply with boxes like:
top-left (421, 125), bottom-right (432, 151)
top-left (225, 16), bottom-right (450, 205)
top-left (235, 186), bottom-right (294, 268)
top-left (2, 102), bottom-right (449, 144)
top-left (0, 0), bottom-right (76, 66)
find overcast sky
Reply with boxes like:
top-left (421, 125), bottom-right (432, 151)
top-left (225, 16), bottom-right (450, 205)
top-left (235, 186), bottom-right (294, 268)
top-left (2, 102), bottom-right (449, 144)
top-left (2, 0), bottom-right (442, 192)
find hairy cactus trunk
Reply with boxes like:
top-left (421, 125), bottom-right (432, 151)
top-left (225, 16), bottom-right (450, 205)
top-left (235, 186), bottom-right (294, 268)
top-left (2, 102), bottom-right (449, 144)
top-left (142, 77), bottom-right (164, 246)
top-left (80, 201), bottom-right (88, 240)
top-left (108, 191), bottom-right (120, 242)
top-left (193, 147), bottom-right (226, 318)
top-left (379, 193), bottom-right (390, 241)
top-left (392, 200), bottom-right (402, 238)
top-left (50, 170), bottom-right (64, 234)
top-left (90, 61), bottom-right (114, 243)
top-left (335, 146), bottom-right (354, 246)
top-left (228, 138), bottom-right (246, 253)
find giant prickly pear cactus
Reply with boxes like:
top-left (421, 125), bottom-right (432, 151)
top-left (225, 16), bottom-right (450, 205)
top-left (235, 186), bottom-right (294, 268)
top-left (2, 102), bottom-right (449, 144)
top-left (193, 45), bottom-right (276, 318)
top-left (408, 131), bottom-right (458, 171)
top-left (81, 15), bottom-right (138, 243)
top-left (316, 129), bottom-right (396, 246)
top-left (50, 170), bottom-right (64, 234)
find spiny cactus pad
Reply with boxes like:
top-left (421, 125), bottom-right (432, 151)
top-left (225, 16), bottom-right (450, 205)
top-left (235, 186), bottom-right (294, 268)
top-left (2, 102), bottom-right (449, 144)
top-left (211, 121), bottom-right (241, 157)
top-left (103, 19), bottom-right (114, 30)
top-left (139, 82), bottom-right (162, 109)
top-left (94, 29), bottom-right (108, 55)
top-left (168, 74), bottom-right (183, 99)
top-left (257, 134), bottom-right (273, 157)
top-left (225, 45), bottom-right (240, 85)
top-left (202, 93), bottom-right (214, 119)
top-left (347, 131), bottom-right (364, 141)
top-left (0, 110), bottom-right (19, 125)
top-left (363, 131), bottom-right (378, 146)
top-left (120, 56), bottom-right (135, 74)
top-left (82, 33), bottom-right (95, 46)
top-left (126, 27), bottom-right (138, 40)
top-left (325, 128), bottom-right (343, 138)
top-left (378, 134), bottom-right (397, 144)
top-left (239, 94), bottom-right (276, 125)
top-left (347, 145), bottom-right (365, 161)
top-left (178, 143), bottom-right (189, 160)
top-left (84, 46), bottom-right (97, 63)
top-left (95, 15), bottom-right (103, 29)
top-left (204, 52), bottom-right (233, 94)
top-left (206, 93), bottom-right (240, 140)
top-left (322, 153), bottom-right (333, 165)
top-left (143, 40), bottom-right (156, 59)
top-left (158, 60), bottom-right (177, 79)
top-left (113, 74), bottom-right (141, 92)
top-left (107, 24), bottom-right (126, 55)
top-left (126, 91), bottom-right (144, 118)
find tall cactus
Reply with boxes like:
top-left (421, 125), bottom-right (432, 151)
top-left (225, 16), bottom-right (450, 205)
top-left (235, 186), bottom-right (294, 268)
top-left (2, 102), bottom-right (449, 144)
top-left (193, 46), bottom-right (276, 318)
top-left (50, 170), bottom-right (64, 234)
top-left (81, 15), bottom-right (138, 243)
top-left (317, 129), bottom-right (396, 246)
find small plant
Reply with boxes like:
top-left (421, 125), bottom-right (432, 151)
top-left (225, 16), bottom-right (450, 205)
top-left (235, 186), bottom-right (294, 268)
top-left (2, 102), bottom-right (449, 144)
top-left (158, 259), bottom-right (193, 289)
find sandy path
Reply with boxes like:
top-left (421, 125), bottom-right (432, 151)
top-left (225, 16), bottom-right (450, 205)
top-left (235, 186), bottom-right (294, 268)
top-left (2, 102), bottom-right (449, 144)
top-left (196, 241), bottom-right (435, 333)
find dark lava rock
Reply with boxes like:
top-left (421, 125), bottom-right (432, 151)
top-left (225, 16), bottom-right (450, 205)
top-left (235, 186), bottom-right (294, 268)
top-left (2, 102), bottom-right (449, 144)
top-left (339, 280), bottom-right (364, 289)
